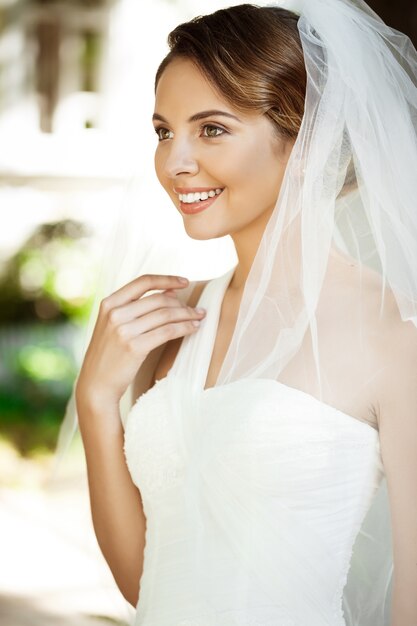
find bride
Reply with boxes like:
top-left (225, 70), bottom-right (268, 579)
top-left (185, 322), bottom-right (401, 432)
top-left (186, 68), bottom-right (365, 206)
top-left (71, 1), bottom-right (417, 624)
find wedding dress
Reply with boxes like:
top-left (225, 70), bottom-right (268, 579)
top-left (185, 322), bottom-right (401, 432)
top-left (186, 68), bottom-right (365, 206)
top-left (49, 1), bottom-right (416, 623)
top-left (123, 267), bottom-right (385, 626)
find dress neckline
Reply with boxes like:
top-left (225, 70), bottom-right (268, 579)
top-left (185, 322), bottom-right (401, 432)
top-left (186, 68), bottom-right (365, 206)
top-left (167, 266), bottom-right (236, 395)
top-left (167, 266), bottom-right (380, 437)
top-left (198, 267), bottom-right (236, 392)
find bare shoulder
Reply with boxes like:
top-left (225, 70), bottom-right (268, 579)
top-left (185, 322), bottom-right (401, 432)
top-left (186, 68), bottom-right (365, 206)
top-left (377, 296), bottom-right (417, 422)
top-left (327, 249), bottom-right (417, 422)
top-left (355, 259), bottom-right (417, 358)
top-left (330, 247), bottom-right (411, 328)
top-left (343, 254), bottom-right (417, 362)
top-left (131, 279), bottom-right (209, 404)
top-left (355, 263), bottom-right (417, 426)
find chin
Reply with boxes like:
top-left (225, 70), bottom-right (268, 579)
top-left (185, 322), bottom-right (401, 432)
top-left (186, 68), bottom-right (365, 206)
top-left (182, 219), bottom-right (228, 241)
top-left (182, 225), bottom-right (216, 241)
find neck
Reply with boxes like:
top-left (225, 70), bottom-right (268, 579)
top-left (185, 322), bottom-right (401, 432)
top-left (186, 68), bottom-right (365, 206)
top-left (228, 207), bottom-right (305, 293)
top-left (228, 207), bottom-right (275, 292)
top-left (226, 208), bottom-right (344, 308)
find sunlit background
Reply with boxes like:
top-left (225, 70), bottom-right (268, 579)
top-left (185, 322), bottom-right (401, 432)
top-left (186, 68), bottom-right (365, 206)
top-left (0, 0), bottom-right (415, 624)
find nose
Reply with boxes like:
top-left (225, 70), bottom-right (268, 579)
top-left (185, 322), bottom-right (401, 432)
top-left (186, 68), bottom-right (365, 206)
top-left (162, 137), bottom-right (199, 179)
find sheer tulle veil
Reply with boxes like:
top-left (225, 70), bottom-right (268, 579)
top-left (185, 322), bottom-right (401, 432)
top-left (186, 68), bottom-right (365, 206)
top-left (49, 0), bottom-right (417, 623)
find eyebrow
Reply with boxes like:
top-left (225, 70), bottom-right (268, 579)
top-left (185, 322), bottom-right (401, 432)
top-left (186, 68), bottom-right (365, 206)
top-left (152, 109), bottom-right (242, 124)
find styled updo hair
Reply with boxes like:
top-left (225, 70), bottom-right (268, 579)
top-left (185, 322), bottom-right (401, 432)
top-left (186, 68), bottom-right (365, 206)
top-left (154, 4), bottom-right (306, 141)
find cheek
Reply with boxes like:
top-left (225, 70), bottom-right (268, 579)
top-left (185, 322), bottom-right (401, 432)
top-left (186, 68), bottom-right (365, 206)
top-left (154, 148), bottom-right (173, 191)
top-left (224, 143), bottom-right (283, 198)
top-left (154, 151), bottom-right (177, 209)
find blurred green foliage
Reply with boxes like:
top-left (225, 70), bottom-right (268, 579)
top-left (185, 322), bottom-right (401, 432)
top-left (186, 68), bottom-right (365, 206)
top-left (0, 219), bottom-right (98, 457)
top-left (0, 219), bottom-right (95, 324)
top-left (0, 330), bottom-right (81, 456)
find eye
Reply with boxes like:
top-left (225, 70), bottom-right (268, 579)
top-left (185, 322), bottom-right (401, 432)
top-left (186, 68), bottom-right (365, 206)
top-left (201, 124), bottom-right (226, 138)
top-left (155, 127), bottom-right (173, 141)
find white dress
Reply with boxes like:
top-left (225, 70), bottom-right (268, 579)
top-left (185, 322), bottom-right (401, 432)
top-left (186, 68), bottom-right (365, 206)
top-left (123, 268), bottom-right (385, 626)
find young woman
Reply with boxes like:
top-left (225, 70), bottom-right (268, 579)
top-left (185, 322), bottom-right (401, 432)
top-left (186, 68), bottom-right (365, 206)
top-left (71, 1), bottom-right (417, 624)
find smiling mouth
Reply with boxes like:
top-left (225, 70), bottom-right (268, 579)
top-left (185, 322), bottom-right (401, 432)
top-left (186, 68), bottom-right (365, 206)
top-left (178, 188), bottom-right (224, 214)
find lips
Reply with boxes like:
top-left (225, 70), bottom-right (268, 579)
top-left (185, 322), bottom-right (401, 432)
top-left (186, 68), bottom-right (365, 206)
top-left (177, 188), bottom-right (224, 215)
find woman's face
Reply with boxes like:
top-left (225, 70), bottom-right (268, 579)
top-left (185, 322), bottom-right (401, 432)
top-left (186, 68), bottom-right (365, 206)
top-left (153, 57), bottom-right (294, 240)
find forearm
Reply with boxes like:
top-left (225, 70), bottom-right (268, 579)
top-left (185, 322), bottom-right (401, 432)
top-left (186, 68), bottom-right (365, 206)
top-left (77, 398), bottom-right (146, 607)
top-left (391, 573), bottom-right (417, 626)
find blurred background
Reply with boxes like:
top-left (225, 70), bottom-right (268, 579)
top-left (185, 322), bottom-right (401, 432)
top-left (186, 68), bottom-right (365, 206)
top-left (0, 0), bottom-right (415, 624)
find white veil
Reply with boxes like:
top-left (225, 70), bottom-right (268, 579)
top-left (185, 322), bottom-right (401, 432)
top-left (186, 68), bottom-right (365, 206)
top-left (49, 0), bottom-right (417, 624)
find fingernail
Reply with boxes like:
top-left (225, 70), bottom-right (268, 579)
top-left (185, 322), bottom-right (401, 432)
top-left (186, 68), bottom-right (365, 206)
top-left (177, 277), bottom-right (188, 284)
top-left (195, 307), bottom-right (206, 314)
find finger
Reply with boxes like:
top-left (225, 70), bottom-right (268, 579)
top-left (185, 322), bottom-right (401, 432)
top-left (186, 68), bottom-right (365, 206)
top-left (132, 318), bottom-right (202, 355)
top-left (116, 304), bottom-right (206, 338)
top-left (102, 274), bottom-right (189, 310)
top-left (106, 292), bottom-right (182, 326)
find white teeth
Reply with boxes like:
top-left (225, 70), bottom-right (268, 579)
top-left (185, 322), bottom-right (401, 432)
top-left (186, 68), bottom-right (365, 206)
top-left (179, 189), bottom-right (223, 203)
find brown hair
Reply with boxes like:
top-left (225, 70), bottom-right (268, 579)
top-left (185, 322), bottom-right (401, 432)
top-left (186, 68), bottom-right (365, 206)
top-left (154, 4), bottom-right (306, 141)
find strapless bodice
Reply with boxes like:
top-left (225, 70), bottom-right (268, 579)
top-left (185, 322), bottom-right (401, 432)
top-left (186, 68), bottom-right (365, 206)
top-left (123, 268), bottom-right (384, 626)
